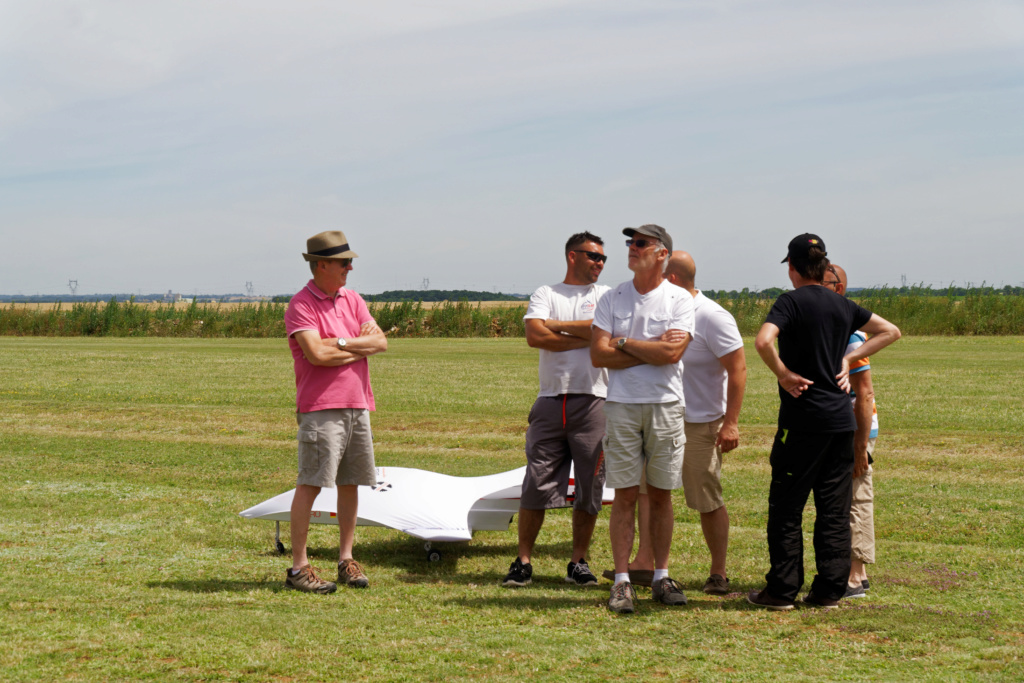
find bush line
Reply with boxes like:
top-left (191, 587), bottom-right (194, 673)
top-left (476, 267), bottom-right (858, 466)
top-left (2, 290), bottom-right (1023, 337)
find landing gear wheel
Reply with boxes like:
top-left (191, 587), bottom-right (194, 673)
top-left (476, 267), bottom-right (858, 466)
top-left (424, 541), bottom-right (442, 562)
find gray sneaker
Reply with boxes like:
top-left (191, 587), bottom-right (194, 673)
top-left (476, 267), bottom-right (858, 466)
top-left (608, 581), bottom-right (637, 614)
top-left (843, 583), bottom-right (867, 599)
top-left (652, 577), bottom-right (687, 605)
top-left (338, 559), bottom-right (369, 588)
top-left (285, 564), bottom-right (337, 594)
top-left (703, 574), bottom-right (730, 595)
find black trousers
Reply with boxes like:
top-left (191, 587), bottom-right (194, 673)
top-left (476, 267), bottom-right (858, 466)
top-left (765, 429), bottom-right (854, 602)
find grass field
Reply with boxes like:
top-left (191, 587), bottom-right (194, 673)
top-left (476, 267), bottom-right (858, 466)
top-left (1, 337), bottom-right (1022, 681)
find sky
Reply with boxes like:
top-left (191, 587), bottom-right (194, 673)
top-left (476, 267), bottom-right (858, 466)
top-left (2, 0), bottom-right (1023, 297)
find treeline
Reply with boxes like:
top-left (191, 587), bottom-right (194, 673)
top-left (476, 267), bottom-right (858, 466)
top-left (3, 290), bottom-right (1023, 337)
top-left (364, 289), bottom-right (527, 302)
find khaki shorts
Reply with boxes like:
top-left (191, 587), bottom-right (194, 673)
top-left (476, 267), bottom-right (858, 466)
top-left (850, 438), bottom-right (876, 564)
top-left (296, 409), bottom-right (376, 488)
top-left (603, 400), bottom-right (685, 491)
top-left (682, 418), bottom-right (726, 513)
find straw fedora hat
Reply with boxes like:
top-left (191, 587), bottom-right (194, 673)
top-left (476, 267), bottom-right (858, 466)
top-left (302, 231), bottom-right (359, 261)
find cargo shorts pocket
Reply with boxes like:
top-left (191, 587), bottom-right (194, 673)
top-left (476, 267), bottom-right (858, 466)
top-left (297, 429), bottom-right (321, 472)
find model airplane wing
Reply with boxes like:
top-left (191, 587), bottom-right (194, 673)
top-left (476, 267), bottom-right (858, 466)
top-left (240, 465), bottom-right (613, 543)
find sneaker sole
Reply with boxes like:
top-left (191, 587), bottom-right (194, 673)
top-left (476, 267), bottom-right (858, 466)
top-left (703, 587), bottom-right (729, 596)
top-left (565, 576), bottom-right (598, 586)
top-left (746, 595), bottom-right (794, 611)
top-left (502, 579), bottom-right (532, 588)
top-left (285, 582), bottom-right (337, 595)
top-left (801, 599), bottom-right (839, 609)
top-left (608, 603), bottom-right (635, 614)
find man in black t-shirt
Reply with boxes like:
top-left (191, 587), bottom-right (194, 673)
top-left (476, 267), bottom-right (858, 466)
top-left (748, 234), bottom-right (901, 610)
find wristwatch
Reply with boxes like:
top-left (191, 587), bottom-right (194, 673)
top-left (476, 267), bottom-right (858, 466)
top-left (616, 337), bottom-right (627, 351)
top-left (337, 338), bottom-right (347, 349)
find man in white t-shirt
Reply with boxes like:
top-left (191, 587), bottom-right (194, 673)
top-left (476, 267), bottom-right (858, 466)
top-left (591, 224), bottom-right (694, 613)
top-left (502, 232), bottom-right (611, 588)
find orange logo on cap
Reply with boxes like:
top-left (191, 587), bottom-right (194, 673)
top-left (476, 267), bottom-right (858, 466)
top-left (809, 239), bottom-right (818, 244)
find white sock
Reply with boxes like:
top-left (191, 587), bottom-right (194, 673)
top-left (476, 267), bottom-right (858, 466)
top-left (615, 573), bottom-right (631, 584)
top-left (653, 568), bottom-right (669, 582)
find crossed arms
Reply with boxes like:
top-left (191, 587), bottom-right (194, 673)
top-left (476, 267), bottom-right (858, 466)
top-left (292, 321), bottom-right (388, 367)
top-left (590, 327), bottom-right (690, 369)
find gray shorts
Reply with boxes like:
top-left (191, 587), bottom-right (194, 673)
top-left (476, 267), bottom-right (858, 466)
top-left (521, 394), bottom-right (606, 515)
top-left (296, 409), bottom-right (376, 488)
top-left (603, 400), bottom-right (685, 491)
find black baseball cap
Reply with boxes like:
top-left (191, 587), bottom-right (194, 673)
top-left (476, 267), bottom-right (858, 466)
top-left (623, 224), bottom-right (673, 253)
top-left (782, 233), bottom-right (826, 263)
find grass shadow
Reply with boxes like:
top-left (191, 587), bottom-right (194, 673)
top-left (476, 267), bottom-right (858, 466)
top-left (149, 579), bottom-right (286, 593)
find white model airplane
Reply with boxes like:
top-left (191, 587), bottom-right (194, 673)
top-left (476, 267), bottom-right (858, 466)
top-left (240, 465), bottom-right (614, 561)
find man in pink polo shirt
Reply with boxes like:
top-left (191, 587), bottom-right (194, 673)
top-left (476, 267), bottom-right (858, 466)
top-left (282, 230), bottom-right (388, 594)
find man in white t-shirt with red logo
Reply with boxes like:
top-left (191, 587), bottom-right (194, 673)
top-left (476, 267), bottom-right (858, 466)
top-left (591, 224), bottom-right (695, 613)
top-left (502, 232), bottom-right (611, 589)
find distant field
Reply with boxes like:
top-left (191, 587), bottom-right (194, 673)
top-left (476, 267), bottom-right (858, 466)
top-left (0, 336), bottom-right (1021, 680)
top-left (2, 300), bottom-right (524, 311)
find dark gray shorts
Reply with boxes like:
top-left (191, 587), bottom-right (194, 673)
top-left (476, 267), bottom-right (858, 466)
top-left (521, 394), bottom-right (606, 515)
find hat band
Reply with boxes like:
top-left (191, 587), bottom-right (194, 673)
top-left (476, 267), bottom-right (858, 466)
top-left (310, 243), bottom-right (350, 257)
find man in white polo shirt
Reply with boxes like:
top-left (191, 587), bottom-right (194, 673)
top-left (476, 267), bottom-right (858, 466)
top-left (591, 224), bottom-right (694, 613)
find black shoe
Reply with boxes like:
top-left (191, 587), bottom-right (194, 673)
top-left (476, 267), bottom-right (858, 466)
top-left (502, 558), bottom-right (533, 587)
top-left (746, 588), bottom-right (794, 611)
top-left (862, 579), bottom-right (870, 592)
top-left (566, 559), bottom-right (598, 586)
top-left (801, 592), bottom-right (840, 609)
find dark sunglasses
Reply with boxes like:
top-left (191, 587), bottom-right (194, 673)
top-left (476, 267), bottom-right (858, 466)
top-left (625, 238), bottom-right (660, 249)
top-left (571, 250), bottom-right (607, 264)
top-left (824, 265), bottom-right (840, 288)
top-left (338, 258), bottom-right (352, 267)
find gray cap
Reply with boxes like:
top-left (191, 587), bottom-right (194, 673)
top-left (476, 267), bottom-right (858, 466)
top-left (623, 224), bottom-right (672, 253)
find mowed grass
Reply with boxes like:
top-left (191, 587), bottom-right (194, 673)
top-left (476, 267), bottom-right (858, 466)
top-left (0, 337), bottom-right (1022, 681)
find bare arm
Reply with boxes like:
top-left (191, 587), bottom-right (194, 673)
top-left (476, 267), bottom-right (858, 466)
top-left (850, 369), bottom-right (875, 478)
top-left (755, 322), bottom-right (813, 398)
top-left (618, 329), bottom-right (690, 366)
top-left (294, 330), bottom-right (367, 367)
top-left (525, 318), bottom-right (589, 351)
top-left (715, 346), bottom-right (747, 453)
top-left (590, 327), bottom-right (644, 369)
top-left (544, 318), bottom-right (596, 340)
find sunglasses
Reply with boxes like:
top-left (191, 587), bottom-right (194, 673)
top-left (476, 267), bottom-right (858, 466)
top-left (625, 238), bottom-right (660, 249)
top-left (571, 250), bottom-right (607, 264)
top-left (338, 258), bottom-right (352, 267)
top-left (824, 265), bottom-right (840, 288)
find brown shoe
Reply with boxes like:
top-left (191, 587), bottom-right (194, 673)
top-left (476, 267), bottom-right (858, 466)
top-left (600, 569), bottom-right (654, 588)
top-left (703, 574), bottom-right (730, 595)
top-left (338, 559), bottom-right (369, 588)
top-left (285, 564), bottom-right (337, 594)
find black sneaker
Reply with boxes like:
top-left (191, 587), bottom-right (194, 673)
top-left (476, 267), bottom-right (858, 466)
top-left (801, 592), bottom-right (840, 609)
top-left (502, 558), bottom-right (533, 587)
top-left (746, 588), bottom-right (794, 611)
top-left (862, 579), bottom-right (870, 592)
top-left (566, 559), bottom-right (598, 586)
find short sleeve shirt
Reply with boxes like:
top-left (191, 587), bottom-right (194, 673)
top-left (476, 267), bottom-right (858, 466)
top-left (764, 286), bottom-right (873, 432)
top-left (846, 330), bottom-right (878, 439)
top-left (525, 282), bottom-right (610, 398)
top-left (682, 291), bottom-right (744, 423)
top-left (285, 281), bottom-right (376, 413)
top-left (592, 279), bottom-right (695, 404)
